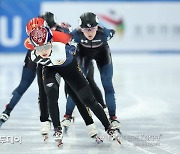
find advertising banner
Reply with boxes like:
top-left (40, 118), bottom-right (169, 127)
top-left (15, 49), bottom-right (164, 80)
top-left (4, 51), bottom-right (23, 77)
top-left (41, 1), bottom-right (180, 52)
top-left (1, 1), bottom-right (180, 52)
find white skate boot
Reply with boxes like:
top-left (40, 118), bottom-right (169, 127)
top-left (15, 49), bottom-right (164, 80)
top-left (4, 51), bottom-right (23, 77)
top-left (110, 116), bottom-right (121, 134)
top-left (106, 126), bottom-right (121, 144)
top-left (86, 124), bottom-right (103, 144)
top-left (40, 121), bottom-right (51, 141)
top-left (0, 113), bottom-right (9, 127)
top-left (61, 114), bottom-right (74, 134)
top-left (53, 127), bottom-right (63, 147)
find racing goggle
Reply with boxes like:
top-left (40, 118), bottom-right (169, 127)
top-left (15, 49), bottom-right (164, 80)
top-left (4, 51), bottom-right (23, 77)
top-left (81, 27), bottom-right (97, 32)
top-left (35, 43), bottom-right (51, 52)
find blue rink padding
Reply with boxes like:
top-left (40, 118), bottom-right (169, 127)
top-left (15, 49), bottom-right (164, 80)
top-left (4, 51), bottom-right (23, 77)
top-left (0, 1), bottom-right (40, 52)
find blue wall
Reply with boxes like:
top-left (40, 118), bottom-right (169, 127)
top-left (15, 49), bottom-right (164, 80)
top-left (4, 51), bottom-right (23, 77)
top-left (0, 0), bottom-right (41, 52)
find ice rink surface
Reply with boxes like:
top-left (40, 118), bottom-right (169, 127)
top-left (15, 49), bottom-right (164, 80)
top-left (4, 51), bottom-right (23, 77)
top-left (0, 53), bottom-right (180, 154)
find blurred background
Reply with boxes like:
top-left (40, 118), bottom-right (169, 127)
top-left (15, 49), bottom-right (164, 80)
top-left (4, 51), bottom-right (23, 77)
top-left (1, 0), bottom-right (180, 53)
top-left (0, 0), bottom-right (180, 153)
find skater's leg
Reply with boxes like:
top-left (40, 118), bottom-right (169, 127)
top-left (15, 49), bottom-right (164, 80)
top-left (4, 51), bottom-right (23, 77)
top-left (37, 64), bottom-right (49, 122)
top-left (61, 59), bottom-right (110, 131)
top-left (62, 83), bottom-right (76, 128)
top-left (64, 82), bottom-right (102, 141)
top-left (0, 51), bottom-right (37, 126)
top-left (37, 65), bottom-right (51, 137)
top-left (98, 63), bottom-right (116, 117)
top-left (77, 86), bottom-right (110, 130)
top-left (96, 46), bottom-right (120, 131)
top-left (3, 51), bottom-right (37, 115)
top-left (43, 67), bottom-right (63, 145)
top-left (95, 46), bottom-right (116, 118)
top-left (5, 66), bottom-right (36, 113)
top-left (65, 83), bottom-right (94, 126)
top-left (65, 96), bottom-right (75, 116)
top-left (43, 67), bottom-right (61, 129)
top-left (0, 65), bottom-right (36, 125)
top-left (86, 62), bottom-right (106, 108)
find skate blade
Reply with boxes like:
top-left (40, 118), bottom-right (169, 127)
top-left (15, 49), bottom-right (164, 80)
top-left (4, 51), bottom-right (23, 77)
top-left (113, 137), bottom-right (122, 144)
top-left (56, 139), bottom-right (63, 147)
top-left (63, 126), bottom-right (68, 134)
top-left (116, 138), bottom-right (122, 144)
top-left (92, 135), bottom-right (103, 144)
top-left (42, 134), bottom-right (48, 142)
top-left (0, 121), bottom-right (4, 127)
top-left (117, 128), bottom-right (122, 135)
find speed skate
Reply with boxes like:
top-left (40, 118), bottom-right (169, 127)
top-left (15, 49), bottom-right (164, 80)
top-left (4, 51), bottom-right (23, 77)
top-left (92, 134), bottom-right (103, 144)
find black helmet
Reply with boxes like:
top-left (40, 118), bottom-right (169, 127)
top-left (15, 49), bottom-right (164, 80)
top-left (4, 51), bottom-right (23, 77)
top-left (40, 12), bottom-right (56, 28)
top-left (79, 12), bottom-right (99, 28)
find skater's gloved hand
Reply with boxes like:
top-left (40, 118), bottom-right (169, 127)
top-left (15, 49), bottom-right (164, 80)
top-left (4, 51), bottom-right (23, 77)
top-left (60, 22), bottom-right (73, 32)
top-left (66, 42), bottom-right (77, 55)
top-left (109, 29), bottom-right (115, 38)
top-left (107, 29), bottom-right (115, 40)
top-left (69, 40), bottom-right (77, 55)
top-left (60, 22), bottom-right (71, 29)
top-left (69, 45), bottom-right (76, 55)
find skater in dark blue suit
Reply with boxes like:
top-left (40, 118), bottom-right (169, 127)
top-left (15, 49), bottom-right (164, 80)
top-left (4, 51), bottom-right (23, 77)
top-left (63, 12), bottom-right (120, 131)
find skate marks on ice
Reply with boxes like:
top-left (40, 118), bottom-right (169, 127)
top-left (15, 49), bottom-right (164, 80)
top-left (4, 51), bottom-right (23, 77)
top-left (117, 93), bottom-right (180, 154)
top-left (0, 54), bottom-right (180, 153)
top-left (119, 117), bottom-right (180, 154)
top-left (0, 119), bottom-right (159, 154)
top-left (1, 123), bottom-right (179, 154)
top-left (120, 132), bottom-right (177, 154)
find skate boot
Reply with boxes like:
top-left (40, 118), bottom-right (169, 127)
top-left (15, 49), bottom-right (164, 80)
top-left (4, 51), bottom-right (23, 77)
top-left (53, 127), bottom-right (63, 147)
top-left (86, 123), bottom-right (103, 144)
top-left (106, 126), bottom-right (121, 144)
top-left (61, 114), bottom-right (74, 134)
top-left (0, 112), bottom-right (9, 127)
top-left (40, 121), bottom-right (51, 141)
top-left (110, 116), bottom-right (121, 134)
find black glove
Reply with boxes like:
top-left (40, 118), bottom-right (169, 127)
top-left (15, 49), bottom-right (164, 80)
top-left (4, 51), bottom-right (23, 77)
top-left (110, 29), bottom-right (115, 38)
top-left (69, 45), bottom-right (76, 55)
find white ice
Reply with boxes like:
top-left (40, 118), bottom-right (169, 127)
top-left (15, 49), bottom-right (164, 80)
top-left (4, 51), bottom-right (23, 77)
top-left (0, 53), bottom-right (180, 154)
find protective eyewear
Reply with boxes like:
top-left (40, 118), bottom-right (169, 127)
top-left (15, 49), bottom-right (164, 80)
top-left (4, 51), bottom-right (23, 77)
top-left (35, 43), bottom-right (51, 51)
top-left (81, 27), bottom-right (97, 32)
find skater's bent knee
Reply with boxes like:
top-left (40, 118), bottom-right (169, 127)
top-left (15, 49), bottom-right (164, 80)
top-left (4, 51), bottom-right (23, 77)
top-left (76, 86), bottom-right (93, 101)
